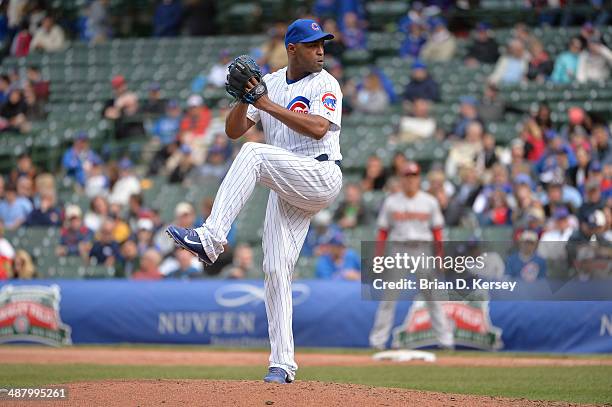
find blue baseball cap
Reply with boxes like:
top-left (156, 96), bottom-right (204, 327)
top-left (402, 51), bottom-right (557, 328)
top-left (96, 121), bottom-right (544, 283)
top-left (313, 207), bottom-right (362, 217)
top-left (284, 19), bottom-right (334, 48)
top-left (411, 60), bottom-right (427, 70)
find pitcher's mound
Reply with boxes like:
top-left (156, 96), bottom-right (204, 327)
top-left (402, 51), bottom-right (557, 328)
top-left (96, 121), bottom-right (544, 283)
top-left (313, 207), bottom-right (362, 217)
top-left (24, 379), bottom-right (583, 407)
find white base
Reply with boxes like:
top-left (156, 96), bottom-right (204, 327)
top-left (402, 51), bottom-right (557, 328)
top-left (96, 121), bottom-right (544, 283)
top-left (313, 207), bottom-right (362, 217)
top-left (372, 350), bottom-right (437, 363)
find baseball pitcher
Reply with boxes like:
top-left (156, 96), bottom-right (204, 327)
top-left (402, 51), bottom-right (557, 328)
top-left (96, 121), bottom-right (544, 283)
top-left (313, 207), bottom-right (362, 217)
top-left (166, 19), bottom-right (343, 383)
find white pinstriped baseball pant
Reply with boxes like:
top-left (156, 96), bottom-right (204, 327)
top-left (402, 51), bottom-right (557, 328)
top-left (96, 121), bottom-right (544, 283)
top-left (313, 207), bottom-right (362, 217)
top-left (195, 142), bottom-right (343, 379)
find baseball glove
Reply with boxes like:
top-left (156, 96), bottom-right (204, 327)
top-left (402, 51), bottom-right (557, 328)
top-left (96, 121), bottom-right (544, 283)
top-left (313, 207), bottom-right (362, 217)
top-left (225, 55), bottom-right (267, 104)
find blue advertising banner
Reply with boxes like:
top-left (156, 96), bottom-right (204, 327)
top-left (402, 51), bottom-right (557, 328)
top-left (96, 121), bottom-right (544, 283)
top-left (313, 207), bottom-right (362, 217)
top-left (0, 280), bottom-right (610, 353)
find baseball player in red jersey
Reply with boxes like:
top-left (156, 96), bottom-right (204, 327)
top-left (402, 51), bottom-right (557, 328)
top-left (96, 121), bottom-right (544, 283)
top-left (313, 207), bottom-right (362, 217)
top-left (369, 161), bottom-right (454, 350)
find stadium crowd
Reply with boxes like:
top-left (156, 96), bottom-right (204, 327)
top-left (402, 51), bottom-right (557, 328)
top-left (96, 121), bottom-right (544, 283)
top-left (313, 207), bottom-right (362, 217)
top-left (0, 0), bottom-right (610, 282)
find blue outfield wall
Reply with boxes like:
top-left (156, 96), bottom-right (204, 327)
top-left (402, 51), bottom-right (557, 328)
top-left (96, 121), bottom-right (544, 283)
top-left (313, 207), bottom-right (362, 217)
top-left (1, 280), bottom-right (611, 353)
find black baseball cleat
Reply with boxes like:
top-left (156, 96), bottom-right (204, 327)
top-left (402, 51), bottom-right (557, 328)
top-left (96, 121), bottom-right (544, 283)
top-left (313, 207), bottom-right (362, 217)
top-left (166, 225), bottom-right (212, 266)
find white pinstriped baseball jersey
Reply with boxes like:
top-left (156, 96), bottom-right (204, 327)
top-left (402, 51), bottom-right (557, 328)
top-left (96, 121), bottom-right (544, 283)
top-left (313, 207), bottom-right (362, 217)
top-left (194, 65), bottom-right (344, 381)
top-left (246, 67), bottom-right (343, 161)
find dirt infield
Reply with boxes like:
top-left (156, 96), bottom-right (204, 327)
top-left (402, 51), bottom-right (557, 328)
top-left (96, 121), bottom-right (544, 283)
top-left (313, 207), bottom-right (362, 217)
top-left (1, 347), bottom-right (611, 367)
top-left (8, 379), bottom-right (595, 407)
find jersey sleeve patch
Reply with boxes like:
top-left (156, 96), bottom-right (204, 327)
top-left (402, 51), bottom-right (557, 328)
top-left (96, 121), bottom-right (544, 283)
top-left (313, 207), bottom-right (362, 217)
top-left (321, 92), bottom-right (337, 111)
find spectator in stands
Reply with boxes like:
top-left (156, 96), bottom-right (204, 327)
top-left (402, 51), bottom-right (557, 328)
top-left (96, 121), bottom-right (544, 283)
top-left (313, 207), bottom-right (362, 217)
top-left (25, 189), bottom-right (60, 227)
top-left (0, 75), bottom-right (11, 105)
top-left (399, 21), bottom-right (427, 59)
top-left (153, 0), bottom-right (183, 37)
top-left (353, 71), bottom-right (389, 114)
top-left (131, 248), bottom-right (163, 280)
top-left (127, 194), bottom-right (149, 230)
top-left (512, 23), bottom-right (537, 50)
top-left (147, 100), bottom-right (182, 175)
top-left (569, 209), bottom-right (609, 246)
top-left (0, 220), bottom-right (15, 279)
top-left (477, 133), bottom-right (500, 171)
top-left (315, 232), bottom-right (360, 280)
top-left (403, 60), bottom-right (440, 102)
top-left (302, 210), bottom-right (337, 257)
top-left (505, 230), bottom-right (547, 282)
top-left (179, 94), bottom-right (211, 144)
top-left (473, 163), bottom-right (512, 213)
top-left (184, 0), bottom-right (216, 36)
top-left (84, 195), bottom-right (109, 233)
top-left (11, 22), bottom-right (31, 57)
top-left (420, 17), bottom-right (455, 63)
top-left (23, 83), bottom-right (45, 120)
top-left (11, 249), bottom-right (36, 279)
top-left (205, 50), bottom-right (231, 89)
top-left (89, 219), bottom-right (120, 266)
top-left (168, 144), bottom-right (195, 183)
top-left (568, 145), bottom-right (594, 190)
top-left (0, 88), bottom-right (30, 133)
top-left (446, 121), bottom-right (485, 179)
top-left (108, 203), bottom-right (131, 244)
top-left (396, 98), bottom-right (437, 143)
top-left (322, 19), bottom-right (345, 59)
top-left (551, 37), bottom-right (583, 84)
top-left (361, 155), bottom-right (388, 191)
top-left (115, 239), bottom-right (139, 278)
top-left (520, 118), bottom-right (546, 163)
top-left (577, 37), bottom-right (612, 83)
top-left (16, 176), bottom-right (33, 206)
top-left (334, 183), bottom-right (368, 229)
top-left (446, 164), bottom-right (482, 226)
top-left (108, 158), bottom-right (140, 207)
top-left (398, 1), bottom-right (428, 30)
top-left (103, 75), bottom-right (144, 140)
top-left (199, 133), bottom-right (232, 178)
top-left (527, 40), bottom-right (553, 83)
top-left (86, 0), bottom-right (111, 44)
top-left (135, 218), bottom-right (157, 256)
top-left (219, 244), bottom-right (255, 279)
top-left (340, 11), bottom-right (366, 50)
top-left (165, 249), bottom-right (203, 279)
top-left (478, 83), bottom-right (506, 123)
top-left (489, 39), bottom-right (529, 85)
top-left (389, 151), bottom-right (408, 177)
top-left (154, 201), bottom-right (195, 256)
top-left (591, 124), bottom-right (611, 164)
top-left (26, 66), bottom-right (49, 101)
top-left (57, 205), bottom-right (93, 258)
top-left (465, 22), bottom-right (499, 66)
top-left (10, 153), bottom-right (37, 187)
top-left (534, 103), bottom-right (553, 134)
top-left (578, 179), bottom-right (605, 222)
top-left (452, 96), bottom-right (482, 139)
top-left (541, 175), bottom-right (582, 217)
top-left (30, 15), bottom-right (66, 53)
top-left (84, 156), bottom-right (108, 199)
top-left (0, 182), bottom-right (32, 230)
top-left (263, 23), bottom-right (288, 73)
top-left (539, 206), bottom-right (575, 247)
top-left (141, 82), bottom-right (166, 116)
top-left (424, 168), bottom-right (454, 214)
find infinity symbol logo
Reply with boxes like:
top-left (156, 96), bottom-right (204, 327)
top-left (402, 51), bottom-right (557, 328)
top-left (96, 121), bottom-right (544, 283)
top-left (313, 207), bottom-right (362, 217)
top-left (215, 284), bottom-right (311, 307)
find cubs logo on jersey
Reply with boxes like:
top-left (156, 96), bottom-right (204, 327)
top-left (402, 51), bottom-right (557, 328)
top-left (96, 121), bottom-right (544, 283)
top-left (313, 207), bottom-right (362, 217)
top-left (287, 96), bottom-right (310, 114)
top-left (321, 93), bottom-right (337, 111)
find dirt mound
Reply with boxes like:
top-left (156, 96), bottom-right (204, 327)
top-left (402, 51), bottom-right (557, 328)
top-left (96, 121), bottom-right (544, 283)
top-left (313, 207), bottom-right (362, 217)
top-left (9, 379), bottom-right (589, 407)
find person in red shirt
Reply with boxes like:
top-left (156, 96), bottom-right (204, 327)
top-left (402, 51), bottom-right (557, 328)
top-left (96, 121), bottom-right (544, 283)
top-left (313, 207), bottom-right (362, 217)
top-left (179, 94), bottom-right (211, 143)
top-left (131, 248), bottom-right (163, 280)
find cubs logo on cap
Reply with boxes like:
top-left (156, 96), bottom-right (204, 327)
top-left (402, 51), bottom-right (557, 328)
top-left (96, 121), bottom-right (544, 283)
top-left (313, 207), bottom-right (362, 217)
top-left (285, 19), bottom-right (334, 47)
top-left (321, 92), bottom-right (337, 111)
top-left (287, 96), bottom-right (310, 113)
